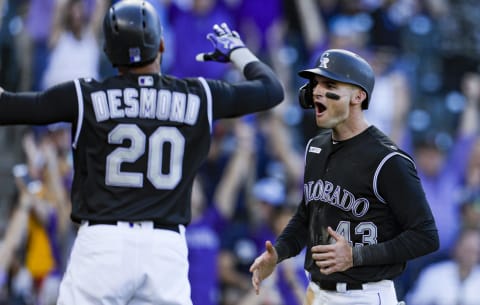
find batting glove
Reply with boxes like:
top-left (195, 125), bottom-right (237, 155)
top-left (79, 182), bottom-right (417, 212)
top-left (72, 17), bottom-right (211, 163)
top-left (196, 23), bottom-right (246, 63)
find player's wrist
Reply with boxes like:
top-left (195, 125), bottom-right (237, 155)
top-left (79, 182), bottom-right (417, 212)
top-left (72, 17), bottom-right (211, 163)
top-left (230, 48), bottom-right (259, 71)
top-left (273, 243), bottom-right (288, 264)
top-left (352, 246), bottom-right (363, 267)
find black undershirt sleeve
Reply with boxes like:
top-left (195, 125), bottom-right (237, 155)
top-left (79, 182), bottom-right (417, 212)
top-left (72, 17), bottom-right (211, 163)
top-left (274, 197), bottom-right (310, 263)
top-left (352, 155), bottom-right (439, 266)
top-left (0, 81), bottom-right (78, 125)
top-left (207, 61), bottom-right (284, 119)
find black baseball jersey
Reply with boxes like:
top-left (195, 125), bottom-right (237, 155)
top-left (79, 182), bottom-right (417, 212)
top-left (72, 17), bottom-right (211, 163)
top-left (0, 61), bottom-right (284, 226)
top-left (274, 126), bottom-right (438, 284)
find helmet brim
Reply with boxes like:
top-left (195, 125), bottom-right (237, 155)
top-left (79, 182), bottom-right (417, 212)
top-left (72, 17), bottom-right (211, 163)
top-left (298, 68), bottom-right (348, 85)
top-left (298, 68), bottom-right (321, 79)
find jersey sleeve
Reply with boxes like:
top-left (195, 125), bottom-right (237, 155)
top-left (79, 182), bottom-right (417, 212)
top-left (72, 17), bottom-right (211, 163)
top-left (205, 61), bottom-right (284, 119)
top-left (274, 197), bottom-right (310, 263)
top-left (0, 81), bottom-right (78, 125)
top-left (353, 153), bottom-right (439, 266)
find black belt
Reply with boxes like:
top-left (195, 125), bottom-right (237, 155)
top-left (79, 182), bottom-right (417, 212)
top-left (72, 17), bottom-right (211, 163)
top-left (316, 280), bottom-right (363, 291)
top-left (87, 220), bottom-right (180, 233)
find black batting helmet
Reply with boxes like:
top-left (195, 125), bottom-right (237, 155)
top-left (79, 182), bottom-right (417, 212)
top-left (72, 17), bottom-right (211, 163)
top-left (103, 0), bottom-right (162, 67)
top-left (298, 49), bottom-right (375, 109)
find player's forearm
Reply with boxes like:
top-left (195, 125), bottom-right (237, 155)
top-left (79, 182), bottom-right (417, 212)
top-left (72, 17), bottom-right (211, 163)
top-left (0, 92), bottom-right (44, 124)
top-left (210, 61), bottom-right (284, 118)
top-left (352, 225), bottom-right (439, 266)
top-left (0, 83), bottom-right (77, 124)
top-left (274, 208), bottom-right (309, 263)
top-left (242, 61), bottom-right (285, 109)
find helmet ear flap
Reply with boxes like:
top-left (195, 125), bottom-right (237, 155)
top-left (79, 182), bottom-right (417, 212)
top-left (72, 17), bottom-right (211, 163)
top-left (298, 82), bottom-right (314, 109)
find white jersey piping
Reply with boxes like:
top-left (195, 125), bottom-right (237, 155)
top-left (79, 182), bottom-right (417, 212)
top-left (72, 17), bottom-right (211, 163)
top-left (72, 79), bottom-right (84, 149)
top-left (373, 152), bottom-right (416, 204)
top-left (198, 77), bottom-right (213, 134)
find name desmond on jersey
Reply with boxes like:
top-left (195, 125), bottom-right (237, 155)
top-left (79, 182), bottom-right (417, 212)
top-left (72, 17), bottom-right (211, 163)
top-left (304, 179), bottom-right (370, 217)
top-left (90, 88), bottom-right (201, 125)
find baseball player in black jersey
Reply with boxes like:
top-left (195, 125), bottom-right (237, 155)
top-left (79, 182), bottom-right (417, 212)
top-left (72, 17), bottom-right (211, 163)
top-left (249, 49), bottom-right (439, 305)
top-left (0, 1), bottom-right (284, 304)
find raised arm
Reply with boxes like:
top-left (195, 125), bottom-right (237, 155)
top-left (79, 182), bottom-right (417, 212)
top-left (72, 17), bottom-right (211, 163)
top-left (89, 0), bottom-right (110, 40)
top-left (213, 119), bottom-right (255, 219)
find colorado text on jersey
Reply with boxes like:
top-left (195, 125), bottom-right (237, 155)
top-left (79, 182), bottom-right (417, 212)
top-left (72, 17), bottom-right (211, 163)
top-left (304, 179), bottom-right (369, 217)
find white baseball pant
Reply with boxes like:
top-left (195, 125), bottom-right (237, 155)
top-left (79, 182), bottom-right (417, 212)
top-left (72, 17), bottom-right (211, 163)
top-left (57, 221), bottom-right (192, 305)
top-left (305, 279), bottom-right (401, 305)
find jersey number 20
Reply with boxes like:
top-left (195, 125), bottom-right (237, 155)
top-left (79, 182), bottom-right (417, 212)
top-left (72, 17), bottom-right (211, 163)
top-left (105, 124), bottom-right (185, 189)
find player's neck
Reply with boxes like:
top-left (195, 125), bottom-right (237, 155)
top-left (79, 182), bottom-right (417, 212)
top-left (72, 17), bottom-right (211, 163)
top-left (118, 55), bottom-right (162, 75)
top-left (119, 63), bottom-right (160, 75)
top-left (332, 116), bottom-right (370, 141)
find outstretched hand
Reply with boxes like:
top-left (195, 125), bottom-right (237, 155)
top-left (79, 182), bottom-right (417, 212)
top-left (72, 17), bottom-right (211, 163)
top-left (196, 23), bottom-right (245, 63)
top-left (249, 240), bottom-right (278, 295)
top-left (311, 226), bottom-right (353, 275)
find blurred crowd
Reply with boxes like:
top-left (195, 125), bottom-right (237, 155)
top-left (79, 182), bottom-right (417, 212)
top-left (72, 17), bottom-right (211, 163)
top-left (0, 0), bottom-right (480, 304)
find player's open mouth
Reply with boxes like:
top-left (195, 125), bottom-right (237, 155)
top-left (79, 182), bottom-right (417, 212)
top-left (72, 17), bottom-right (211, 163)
top-left (315, 102), bottom-right (327, 114)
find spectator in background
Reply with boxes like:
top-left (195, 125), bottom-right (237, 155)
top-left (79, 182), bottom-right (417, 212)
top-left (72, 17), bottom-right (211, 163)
top-left (229, 0), bottom-right (286, 74)
top-left (259, 112), bottom-right (304, 202)
top-left (0, 173), bottom-right (34, 305)
top-left (458, 192), bottom-right (480, 231)
top-left (19, 129), bottom-right (71, 305)
top-left (366, 1), bottom-right (415, 147)
top-left (187, 119), bottom-right (255, 305)
top-left (24, 0), bottom-right (56, 91)
top-left (251, 112), bottom-right (303, 196)
top-left (367, 0), bottom-right (403, 51)
top-left (364, 47), bottom-right (411, 146)
top-left (219, 176), bottom-right (307, 305)
top-left (394, 133), bottom-right (465, 298)
top-left (167, 0), bottom-right (234, 79)
top-left (40, 0), bottom-right (108, 89)
top-left (246, 177), bottom-right (308, 305)
top-left (395, 70), bottom-right (480, 299)
top-left (436, 0), bottom-right (480, 94)
top-left (406, 227), bottom-right (480, 305)
top-left (0, 0), bottom-right (27, 91)
top-left (0, 0), bottom-right (31, 232)
top-left (218, 176), bottom-right (285, 305)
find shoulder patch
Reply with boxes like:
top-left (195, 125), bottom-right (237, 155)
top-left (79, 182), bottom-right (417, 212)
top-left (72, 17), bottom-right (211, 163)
top-left (309, 146), bottom-right (322, 154)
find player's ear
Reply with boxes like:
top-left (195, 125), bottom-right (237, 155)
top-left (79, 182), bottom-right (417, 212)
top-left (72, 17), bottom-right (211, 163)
top-left (351, 88), bottom-right (366, 106)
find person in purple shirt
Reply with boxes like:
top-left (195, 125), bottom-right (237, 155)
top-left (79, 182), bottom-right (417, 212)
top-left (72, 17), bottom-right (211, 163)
top-left (167, 0), bottom-right (235, 79)
top-left (25, 0), bottom-right (56, 90)
top-left (229, 0), bottom-right (284, 59)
